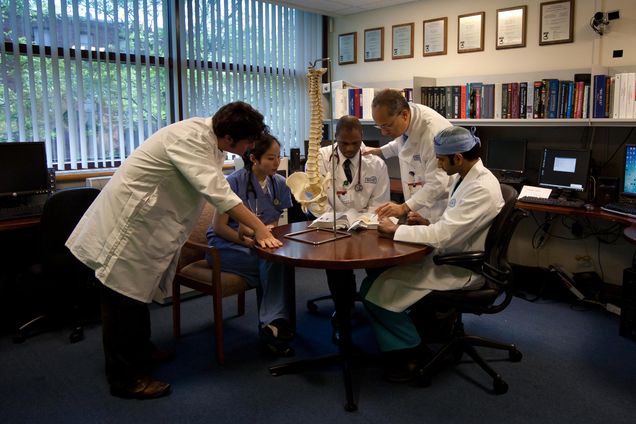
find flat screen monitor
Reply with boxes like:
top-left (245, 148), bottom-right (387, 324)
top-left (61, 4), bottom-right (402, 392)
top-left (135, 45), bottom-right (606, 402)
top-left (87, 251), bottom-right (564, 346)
top-left (623, 144), bottom-right (636, 196)
top-left (538, 148), bottom-right (590, 192)
top-left (0, 142), bottom-right (49, 198)
top-left (486, 139), bottom-right (527, 174)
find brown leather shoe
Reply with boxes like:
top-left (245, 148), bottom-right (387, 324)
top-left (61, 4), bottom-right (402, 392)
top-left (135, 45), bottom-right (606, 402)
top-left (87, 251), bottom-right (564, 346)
top-left (110, 376), bottom-right (172, 399)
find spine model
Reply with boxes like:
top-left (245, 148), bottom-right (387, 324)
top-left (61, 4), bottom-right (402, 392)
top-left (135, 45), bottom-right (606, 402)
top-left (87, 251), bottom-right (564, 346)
top-left (286, 65), bottom-right (329, 215)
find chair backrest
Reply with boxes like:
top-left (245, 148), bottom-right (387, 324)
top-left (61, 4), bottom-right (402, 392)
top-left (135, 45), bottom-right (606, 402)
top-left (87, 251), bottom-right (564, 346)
top-left (480, 184), bottom-right (527, 312)
top-left (40, 187), bottom-right (100, 274)
top-left (484, 184), bottom-right (523, 267)
top-left (177, 203), bottom-right (216, 269)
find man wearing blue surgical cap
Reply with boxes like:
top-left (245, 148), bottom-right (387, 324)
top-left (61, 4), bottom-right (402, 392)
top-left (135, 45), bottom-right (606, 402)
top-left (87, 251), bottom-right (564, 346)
top-left (360, 126), bottom-right (504, 383)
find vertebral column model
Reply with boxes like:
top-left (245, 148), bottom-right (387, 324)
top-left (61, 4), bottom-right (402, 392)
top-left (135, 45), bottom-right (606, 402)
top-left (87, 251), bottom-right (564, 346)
top-left (286, 65), bottom-right (329, 216)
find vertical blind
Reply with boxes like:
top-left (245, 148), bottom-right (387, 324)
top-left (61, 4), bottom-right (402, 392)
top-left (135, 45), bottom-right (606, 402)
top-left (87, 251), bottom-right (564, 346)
top-left (0, 0), bottom-right (322, 170)
top-left (181, 0), bottom-right (322, 155)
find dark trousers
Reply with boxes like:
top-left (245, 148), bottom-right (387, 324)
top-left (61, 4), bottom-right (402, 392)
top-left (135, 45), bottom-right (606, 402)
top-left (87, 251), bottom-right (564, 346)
top-left (325, 267), bottom-right (389, 305)
top-left (100, 285), bottom-right (153, 385)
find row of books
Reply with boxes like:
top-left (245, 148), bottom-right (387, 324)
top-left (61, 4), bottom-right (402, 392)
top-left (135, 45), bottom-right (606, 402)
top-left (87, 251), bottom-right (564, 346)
top-left (593, 73), bottom-right (636, 119)
top-left (420, 74), bottom-right (592, 120)
top-left (330, 87), bottom-right (413, 119)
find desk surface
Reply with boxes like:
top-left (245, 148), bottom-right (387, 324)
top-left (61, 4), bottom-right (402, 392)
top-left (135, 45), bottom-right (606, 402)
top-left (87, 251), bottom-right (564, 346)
top-left (516, 201), bottom-right (636, 245)
top-left (255, 221), bottom-right (431, 270)
top-left (0, 216), bottom-right (40, 232)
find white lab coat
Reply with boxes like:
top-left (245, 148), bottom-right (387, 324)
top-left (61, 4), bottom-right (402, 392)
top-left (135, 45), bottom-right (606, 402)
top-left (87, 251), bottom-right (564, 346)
top-left (365, 160), bottom-right (504, 312)
top-left (380, 103), bottom-right (453, 223)
top-left (317, 143), bottom-right (390, 213)
top-left (66, 117), bottom-right (242, 303)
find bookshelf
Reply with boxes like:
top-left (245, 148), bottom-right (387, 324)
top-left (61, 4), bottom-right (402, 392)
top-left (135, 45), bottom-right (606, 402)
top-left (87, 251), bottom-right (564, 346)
top-left (324, 69), bottom-right (636, 128)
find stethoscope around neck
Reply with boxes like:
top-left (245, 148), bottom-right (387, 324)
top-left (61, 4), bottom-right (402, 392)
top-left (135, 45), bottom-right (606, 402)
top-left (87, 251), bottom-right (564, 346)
top-left (246, 170), bottom-right (281, 207)
top-left (329, 147), bottom-right (363, 192)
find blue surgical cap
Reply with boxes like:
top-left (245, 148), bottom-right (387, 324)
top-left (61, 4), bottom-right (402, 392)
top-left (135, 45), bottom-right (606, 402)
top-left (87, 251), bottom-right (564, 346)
top-left (433, 126), bottom-right (481, 155)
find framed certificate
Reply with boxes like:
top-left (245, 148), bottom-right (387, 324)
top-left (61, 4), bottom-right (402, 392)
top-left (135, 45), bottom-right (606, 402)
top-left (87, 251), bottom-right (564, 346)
top-left (423, 17), bottom-right (447, 57)
top-left (458, 12), bottom-right (485, 53)
top-left (338, 32), bottom-right (357, 65)
top-left (364, 27), bottom-right (384, 62)
top-left (392, 23), bottom-right (414, 60)
top-left (496, 6), bottom-right (527, 49)
top-left (539, 0), bottom-right (574, 45)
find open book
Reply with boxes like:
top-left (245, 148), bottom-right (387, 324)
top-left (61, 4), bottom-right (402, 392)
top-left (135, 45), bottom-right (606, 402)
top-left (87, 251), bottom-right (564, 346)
top-left (309, 209), bottom-right (396, 231)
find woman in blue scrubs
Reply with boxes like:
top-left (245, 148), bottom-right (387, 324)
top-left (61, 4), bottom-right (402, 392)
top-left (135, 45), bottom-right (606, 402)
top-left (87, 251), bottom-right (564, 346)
top-left (206, 133), bottom-right (295, 355)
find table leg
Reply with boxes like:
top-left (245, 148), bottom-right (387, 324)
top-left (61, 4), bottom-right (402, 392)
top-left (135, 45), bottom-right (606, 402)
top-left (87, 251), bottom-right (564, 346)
top-left (268, 268), bottom-right (358, 412)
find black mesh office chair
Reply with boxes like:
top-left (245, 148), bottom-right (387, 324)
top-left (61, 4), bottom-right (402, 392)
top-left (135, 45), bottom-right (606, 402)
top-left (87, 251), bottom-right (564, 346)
top-left (413, 184), bottom-right (527, 394)
top-left (13, 187), bottom-right (101, 344)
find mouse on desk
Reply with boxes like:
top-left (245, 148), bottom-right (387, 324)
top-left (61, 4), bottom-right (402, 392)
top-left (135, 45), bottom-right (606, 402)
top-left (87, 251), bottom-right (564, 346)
top-left (584, 203), bottom-right (595, 211)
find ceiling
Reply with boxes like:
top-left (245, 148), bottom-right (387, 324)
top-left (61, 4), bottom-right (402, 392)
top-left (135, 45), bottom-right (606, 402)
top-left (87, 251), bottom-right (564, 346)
top-left (278, 0), bottom-right (416, 17)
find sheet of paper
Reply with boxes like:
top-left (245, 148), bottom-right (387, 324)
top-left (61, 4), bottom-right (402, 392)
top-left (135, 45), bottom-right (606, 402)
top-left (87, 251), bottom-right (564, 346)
top-left (518, 185), bottom-right (552, 199)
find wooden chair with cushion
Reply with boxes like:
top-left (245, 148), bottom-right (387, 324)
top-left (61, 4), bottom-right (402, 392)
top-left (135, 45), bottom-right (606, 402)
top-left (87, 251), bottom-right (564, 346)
top-left (172, 203), bottom-right (252, 365)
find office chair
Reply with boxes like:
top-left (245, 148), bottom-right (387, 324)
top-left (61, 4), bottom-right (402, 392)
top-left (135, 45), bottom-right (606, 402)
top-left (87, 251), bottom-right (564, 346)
top-left (172, 203), bottom-right (253, 365)
top-left (413, 184), bottom-right (527, 394)
top-left (13, 187), bottom-right (101, 344)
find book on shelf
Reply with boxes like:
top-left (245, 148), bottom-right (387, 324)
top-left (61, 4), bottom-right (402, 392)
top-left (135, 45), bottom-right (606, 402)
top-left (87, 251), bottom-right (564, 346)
top-left (593, 74), bottom-right (608, 118)
top-left (309, 209), bottom-right (397, 231)
top-left (331, 87), bottom-right (376, 119)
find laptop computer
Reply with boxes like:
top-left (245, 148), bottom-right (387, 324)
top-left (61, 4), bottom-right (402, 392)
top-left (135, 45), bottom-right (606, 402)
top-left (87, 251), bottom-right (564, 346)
top-left (601, 144), bottom-right (636, 218)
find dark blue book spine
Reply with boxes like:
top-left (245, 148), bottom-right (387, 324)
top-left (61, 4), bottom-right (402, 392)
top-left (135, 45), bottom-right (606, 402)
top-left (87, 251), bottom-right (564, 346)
top-left (593, 75), bottom-right (607, 118)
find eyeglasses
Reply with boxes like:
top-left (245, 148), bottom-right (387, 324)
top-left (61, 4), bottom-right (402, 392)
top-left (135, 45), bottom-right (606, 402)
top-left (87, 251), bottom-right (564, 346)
top-left (373, 113), bottom-right (401, 130)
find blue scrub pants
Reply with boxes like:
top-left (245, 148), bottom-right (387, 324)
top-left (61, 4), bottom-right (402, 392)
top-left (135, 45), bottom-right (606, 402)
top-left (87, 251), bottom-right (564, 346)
top-left (360, 274), bottom-right (421, 353)
top-left (208, 248), bottom-right (290, 327)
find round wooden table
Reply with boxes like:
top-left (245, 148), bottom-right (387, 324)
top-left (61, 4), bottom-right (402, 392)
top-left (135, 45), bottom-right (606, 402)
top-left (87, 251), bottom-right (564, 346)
top-left (255, 221), bottom-right (431, 412)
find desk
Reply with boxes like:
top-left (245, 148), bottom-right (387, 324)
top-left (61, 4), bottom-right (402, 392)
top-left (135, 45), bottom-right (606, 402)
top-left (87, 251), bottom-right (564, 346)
top-left (0, 216), bottom-right (40, 232)
top-left (255, 221), bottom-right (431, 411)
top-left (515, 201), bottom-right (636, 245)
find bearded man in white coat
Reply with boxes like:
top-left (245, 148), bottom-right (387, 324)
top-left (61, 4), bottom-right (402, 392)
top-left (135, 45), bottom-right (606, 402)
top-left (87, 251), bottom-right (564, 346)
top-left (66, 101), bottom-right (282, 399)
top-left (360, 126), bottom-right (504, 383)
top-left (365, 89), bottom-right (453, 225)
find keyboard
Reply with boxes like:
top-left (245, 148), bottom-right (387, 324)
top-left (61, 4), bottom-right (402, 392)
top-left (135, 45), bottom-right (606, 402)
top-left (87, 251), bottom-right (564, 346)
top-left (601, 202), bottom-right (636, 219)
top-left (518, 196), bottom-right (585, 208)
top-left (0, 195), bottom-right (48, 221)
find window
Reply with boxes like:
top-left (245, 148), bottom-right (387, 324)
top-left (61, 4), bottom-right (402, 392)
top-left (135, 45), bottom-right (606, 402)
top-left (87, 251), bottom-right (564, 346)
top-left (0, 1), bottom-right (322, 170)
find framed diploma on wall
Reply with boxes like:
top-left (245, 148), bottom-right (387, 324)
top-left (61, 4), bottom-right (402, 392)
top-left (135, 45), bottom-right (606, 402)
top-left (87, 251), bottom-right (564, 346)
top-left (338, 32), bottom-right (357, 65)
top-left (423, 17), bottom-right (447, 57)
top-left (539, 0), bottom-right (574, 45)
top-left (496, 5), bottom-right (527, 49)
top-left (392, 23), bottom-right (414, 60)
top-left (364, 27), bottom-right (384, 62)
top-left (458, 12), bottom-right (485, 53)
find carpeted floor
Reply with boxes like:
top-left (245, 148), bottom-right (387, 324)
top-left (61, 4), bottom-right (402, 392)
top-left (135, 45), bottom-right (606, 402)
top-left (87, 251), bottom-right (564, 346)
top-left (1, 267), bottom-right (635, 424)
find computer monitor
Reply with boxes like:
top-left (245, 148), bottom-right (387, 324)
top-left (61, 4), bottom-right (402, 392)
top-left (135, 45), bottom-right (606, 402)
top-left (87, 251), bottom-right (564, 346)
top-left (538, 148), bottom-right (591, 193)
top-left (623, 144), bottom-right (636, 197)
top-left (0, 142), bottom-right (50, 198)
top-left (486, 139), bottom-right (527, 176)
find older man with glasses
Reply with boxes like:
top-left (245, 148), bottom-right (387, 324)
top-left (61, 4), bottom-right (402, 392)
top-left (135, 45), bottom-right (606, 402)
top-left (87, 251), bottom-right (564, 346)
top-left (364, 89), bottom-right (453, 225)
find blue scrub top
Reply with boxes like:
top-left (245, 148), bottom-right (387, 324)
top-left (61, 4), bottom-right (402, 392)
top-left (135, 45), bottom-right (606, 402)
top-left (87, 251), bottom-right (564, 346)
top-left (207, 167), bottom-right (292, 251)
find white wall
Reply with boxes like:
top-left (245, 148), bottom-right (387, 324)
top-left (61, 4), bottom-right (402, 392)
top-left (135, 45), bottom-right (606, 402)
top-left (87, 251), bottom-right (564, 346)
top-left (328, 0), bottom-right (636, 285)
top-left (331, 0), bottom-right (636, 85)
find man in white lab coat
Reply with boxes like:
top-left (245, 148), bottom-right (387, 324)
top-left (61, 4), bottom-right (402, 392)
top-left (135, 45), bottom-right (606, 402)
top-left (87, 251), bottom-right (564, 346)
top-left (66, 101), bottom-right (282, 399)
top-left (360, 126), bottom-right (504, 383)
top-left (315, 115), bottom-right (390, 333)
top-left (365, 89), bottom-right (453, 224)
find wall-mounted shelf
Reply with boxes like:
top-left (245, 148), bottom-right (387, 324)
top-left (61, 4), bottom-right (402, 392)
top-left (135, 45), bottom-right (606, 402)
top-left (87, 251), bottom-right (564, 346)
top-left (326, 118), bottom-right (636, 128)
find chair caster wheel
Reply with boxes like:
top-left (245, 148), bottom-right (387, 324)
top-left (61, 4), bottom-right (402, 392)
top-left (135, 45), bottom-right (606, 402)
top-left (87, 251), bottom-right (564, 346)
top-left (344, 402), bottom-right (358, 412)
top-left (493, 377), bottom-right (508, 394)
top-left (509, 349), bottom-right (522, 362)
top-left (306, 301), bottom-right (318, 313)
top-left (69, 327), bottom-right (84, 343)
top-left (417, 370), bottom-right (432, 387)
top-left (12, 333), bottom-right (26, 344)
